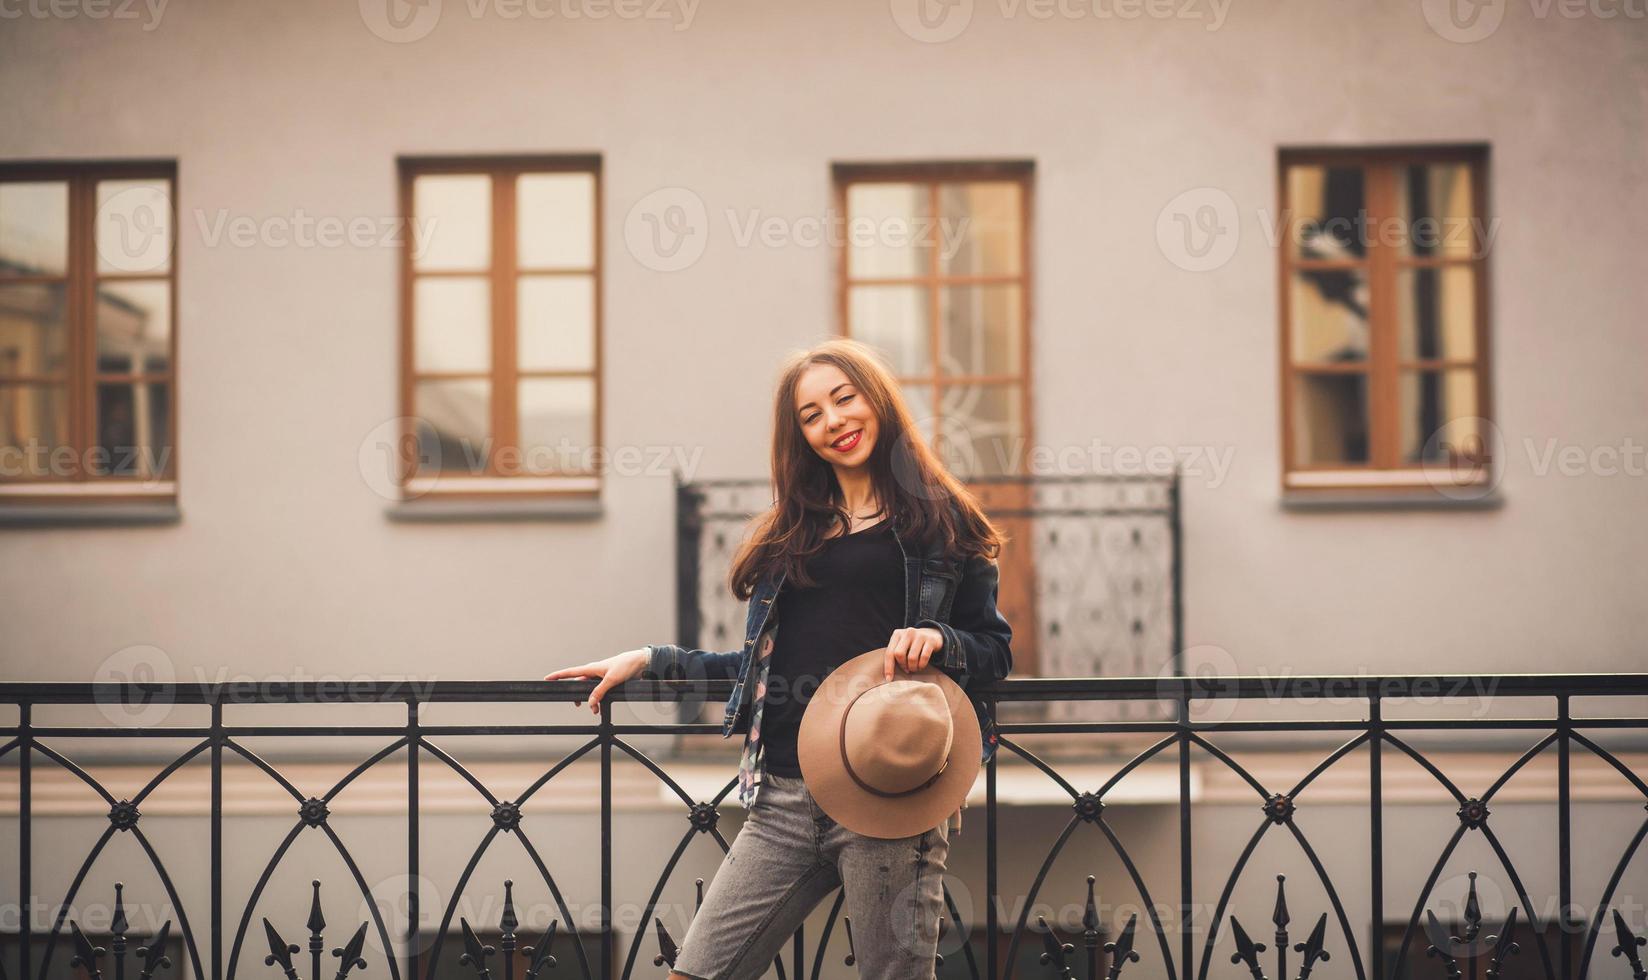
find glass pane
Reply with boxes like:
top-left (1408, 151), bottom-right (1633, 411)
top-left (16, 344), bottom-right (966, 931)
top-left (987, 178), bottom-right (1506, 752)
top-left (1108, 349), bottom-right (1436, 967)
top-left (1291, 372), bottom-right (1369, 466)
top-left (96, 280), bottom-right (171, 374)
top-left (1399, 369), bottom-right (1479, 464)
top-left (1398, 163), bottom-right (1476, 259)
top-left (1290, 269), bottom-right (1369, 364)
top-left (93, 381), bottom-right (171, 478)
top-left (849, 284), bottom-right (929, 375)
top-left (0, 282), bottom-right (69, 376)
top-left (937, 182), bottom-right (1021, 276)
top-left (414, 379), bottom-right (490, 474)
top-left (518, 172), bottom-right (594, 269)
top-left (0, 382), bottom-right (68, 477)
top-left (1397, 266), bottom-right (1475, 362)
top-left (414, 277), bottom-right (490, 372)
top-left (96, 180), bottom-right (172, 275)
top-left (1286, 165), bottom-right (1366, 261)
top-left (845, 182), bottom-right (931, 279)
top-left (900, 382), bottom-right (936, 446)
top-left (413, 174), bottom-right (491, 272)
top-left (518, 275), bottom-right (594, 371)
top-left (519, 377), bottom-right (595, 471)
top-left (940, 284), bottom-right (1021, 377)
top-left (0, 182), bottom-right (68, 275)
top-left (938, 383), bottom-right (1022, 478)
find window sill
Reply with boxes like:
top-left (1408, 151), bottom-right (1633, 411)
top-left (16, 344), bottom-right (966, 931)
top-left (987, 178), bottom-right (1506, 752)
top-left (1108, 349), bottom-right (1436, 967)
top-left (1280, 488), bottom-right (1504, 512)
top-left (0, 501), bottom-right (183, 528)
top-left (385, 496), bottom-right (605, 523)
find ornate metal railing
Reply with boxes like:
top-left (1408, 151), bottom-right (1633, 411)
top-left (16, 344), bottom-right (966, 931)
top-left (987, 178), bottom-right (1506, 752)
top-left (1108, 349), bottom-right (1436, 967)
top-left (1, 675), bottom-right (1645, 980)
top-left (675, 474), bottom-right (1183, 720)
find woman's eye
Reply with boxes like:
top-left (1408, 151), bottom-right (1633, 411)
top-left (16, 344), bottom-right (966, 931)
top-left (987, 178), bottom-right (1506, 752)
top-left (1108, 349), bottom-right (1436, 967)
top-left (838, 395), bottom-right (855, 405)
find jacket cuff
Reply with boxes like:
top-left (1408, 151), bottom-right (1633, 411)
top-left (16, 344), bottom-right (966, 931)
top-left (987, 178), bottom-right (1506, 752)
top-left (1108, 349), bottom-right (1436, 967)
top-left (916, 618), bottom-right (967, 678)
top-left (642, 643), bottom-right (673, 680)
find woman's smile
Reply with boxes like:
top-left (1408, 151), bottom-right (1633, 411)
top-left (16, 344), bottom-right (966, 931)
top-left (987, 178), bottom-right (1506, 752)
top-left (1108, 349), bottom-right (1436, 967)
top-left (830, 429), bottom-right (862, 452)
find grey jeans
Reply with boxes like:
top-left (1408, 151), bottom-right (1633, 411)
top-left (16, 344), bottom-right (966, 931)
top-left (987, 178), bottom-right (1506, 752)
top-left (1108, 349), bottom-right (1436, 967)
top-left (670, 772), bottom-right (951, 980)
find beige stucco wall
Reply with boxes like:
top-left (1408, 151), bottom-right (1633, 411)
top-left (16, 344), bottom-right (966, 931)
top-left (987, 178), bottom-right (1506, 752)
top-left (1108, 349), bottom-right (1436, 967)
top-left (1, 0), bottom-right (1645, 684)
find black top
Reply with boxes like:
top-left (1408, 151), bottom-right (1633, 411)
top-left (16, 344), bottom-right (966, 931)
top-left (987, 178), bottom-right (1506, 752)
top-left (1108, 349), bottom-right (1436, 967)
top-left (760, 515), bottom-right (906, 778)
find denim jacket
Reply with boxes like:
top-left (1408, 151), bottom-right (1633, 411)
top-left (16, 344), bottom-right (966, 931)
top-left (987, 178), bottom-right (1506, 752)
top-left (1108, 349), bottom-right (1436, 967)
top-left (641, 510), bottom-right (1014, 799)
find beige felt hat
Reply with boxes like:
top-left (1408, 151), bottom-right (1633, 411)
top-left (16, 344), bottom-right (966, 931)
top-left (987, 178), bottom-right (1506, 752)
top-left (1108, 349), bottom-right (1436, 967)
top-left (796, 647), bottom-right (980, 839)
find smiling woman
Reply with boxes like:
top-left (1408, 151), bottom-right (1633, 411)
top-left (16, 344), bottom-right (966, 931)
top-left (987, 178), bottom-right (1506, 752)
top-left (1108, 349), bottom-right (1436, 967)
top-left (545, 337), bottom-right (1013, 980)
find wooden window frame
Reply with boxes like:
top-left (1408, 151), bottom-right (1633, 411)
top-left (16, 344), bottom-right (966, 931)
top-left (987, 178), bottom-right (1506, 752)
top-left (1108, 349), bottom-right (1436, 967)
top-left (0, 159), bottom-right (180, 505)
top-left (396, 154), bottom-right (604, 501)
top-left (1277, 144), bottom-right (1493, 497)
top-left (830, 160), bottom-right (1035, 474)
top-left (832, 160), bottom-right (1040, 676)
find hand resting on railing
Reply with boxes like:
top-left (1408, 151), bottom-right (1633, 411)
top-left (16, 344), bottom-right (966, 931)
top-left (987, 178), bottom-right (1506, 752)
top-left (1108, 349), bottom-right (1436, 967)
top-left (543, 648), bottom-right (650, 715)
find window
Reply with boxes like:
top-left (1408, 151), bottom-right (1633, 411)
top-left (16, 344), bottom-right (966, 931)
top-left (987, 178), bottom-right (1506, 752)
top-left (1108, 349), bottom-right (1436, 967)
top-left (1278, 146), bottom-right (1492, 494)
top-left (834, 161), bottom-right (1040, 674)
top-left (398, 156), bottom-right (602, 499)
top-left (833, 161), bottom-right (1032, 479)
top-left (0, 162), bottom-right (177, 501)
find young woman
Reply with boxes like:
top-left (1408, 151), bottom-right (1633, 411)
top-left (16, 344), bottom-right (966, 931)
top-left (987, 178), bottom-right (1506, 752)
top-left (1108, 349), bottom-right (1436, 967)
top-left (545, 337), bottom-right (1014, 980)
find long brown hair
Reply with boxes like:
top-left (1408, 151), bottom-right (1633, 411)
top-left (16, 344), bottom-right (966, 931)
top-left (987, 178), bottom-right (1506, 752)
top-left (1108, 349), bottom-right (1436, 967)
top-left (727, 338), bottom-right (1004, 600)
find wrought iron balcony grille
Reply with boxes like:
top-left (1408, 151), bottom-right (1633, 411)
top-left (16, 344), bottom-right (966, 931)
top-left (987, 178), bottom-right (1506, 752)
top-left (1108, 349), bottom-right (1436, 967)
top-left (675, 473), bottom-right (1183, 723)
top-left (1, 675), bottom-right (1645, 980)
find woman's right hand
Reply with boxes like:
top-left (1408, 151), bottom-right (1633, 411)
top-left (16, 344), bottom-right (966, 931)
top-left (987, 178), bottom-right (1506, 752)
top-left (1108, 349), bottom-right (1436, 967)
top-left (543, 648), bottom-right (649, 715)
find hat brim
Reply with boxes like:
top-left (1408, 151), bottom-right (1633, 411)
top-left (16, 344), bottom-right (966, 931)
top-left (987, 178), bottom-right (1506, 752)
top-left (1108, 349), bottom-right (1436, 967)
top-left (797, 647), bottom-right (981, 839)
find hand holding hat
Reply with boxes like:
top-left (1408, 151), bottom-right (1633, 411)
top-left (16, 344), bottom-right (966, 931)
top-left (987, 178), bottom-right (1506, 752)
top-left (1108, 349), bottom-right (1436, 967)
top-left (797, 647), bottom-right (980, 839)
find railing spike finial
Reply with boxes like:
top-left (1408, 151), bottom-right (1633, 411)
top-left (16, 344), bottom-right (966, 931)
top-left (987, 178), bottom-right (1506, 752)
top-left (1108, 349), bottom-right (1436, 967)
top-left (934, 915), bottom-right (946, 969)
top-left (651, 917), bottom-right (678, 969)
top-left (1228, 916), bottom-right (1268, 980)
top-left (1484, 906), bottom-right (1521, 979)
top-left (70, 921), bottom-right (108, 980)
top-left (1035, 914), bottom-right (1076, 979)
top-left (136, 922), bottom-right (173, 980)
top-left (694, 878), bottom-right (705, 912)
top-left (1423, 909), bottom-right (1463, 980)
top-left (306, 881), bottom-right (325, 936)
top-left (1272, 875), bottom-right (1290, 980)
top-left (1292, 912), bottom-right (1331, 980)
top-left (1104, 913), bottom-right (1141, 980)
top-left (136, 920), bottom-right (174, 980)
top-left (843, 915), bottom-right (858, 967)
top-left (1610, 909), bottom-right (1646, 980)
top-left (1462, 871), bottom-right (1482, 944)
top-left (457, 918), bottom-right (494, 980)
top-left (498, 881), bottom-right (518, 980)
top-left (521, 919), bottom-right (557, 980)
top-left (1083, 875), bottom-right (1101, 941)
top-left (112, 882), bottom-right (129, 941)
top-left (330, 922), bottom-right (369, 980)
top-left (261, 918), bottom-right (301, 980)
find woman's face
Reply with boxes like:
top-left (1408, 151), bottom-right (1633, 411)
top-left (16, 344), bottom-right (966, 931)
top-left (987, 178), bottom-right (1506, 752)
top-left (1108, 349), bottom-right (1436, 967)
top-left (794, 362), bottom-right (878, 471)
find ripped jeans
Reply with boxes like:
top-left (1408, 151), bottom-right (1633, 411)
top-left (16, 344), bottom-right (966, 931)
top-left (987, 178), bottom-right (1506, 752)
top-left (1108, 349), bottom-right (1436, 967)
top-left (670, 772), bottom-right (951, 980)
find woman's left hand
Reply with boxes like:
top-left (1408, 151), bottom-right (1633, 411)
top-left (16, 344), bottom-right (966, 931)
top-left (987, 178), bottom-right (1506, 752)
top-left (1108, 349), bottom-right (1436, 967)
top-left (884, 627), bottom-right (945, 679)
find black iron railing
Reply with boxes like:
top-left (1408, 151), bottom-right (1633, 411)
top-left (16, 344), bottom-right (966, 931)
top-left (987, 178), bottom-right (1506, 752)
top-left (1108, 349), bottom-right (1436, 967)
top-left (1, 675), bottom-right (1646, 980)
